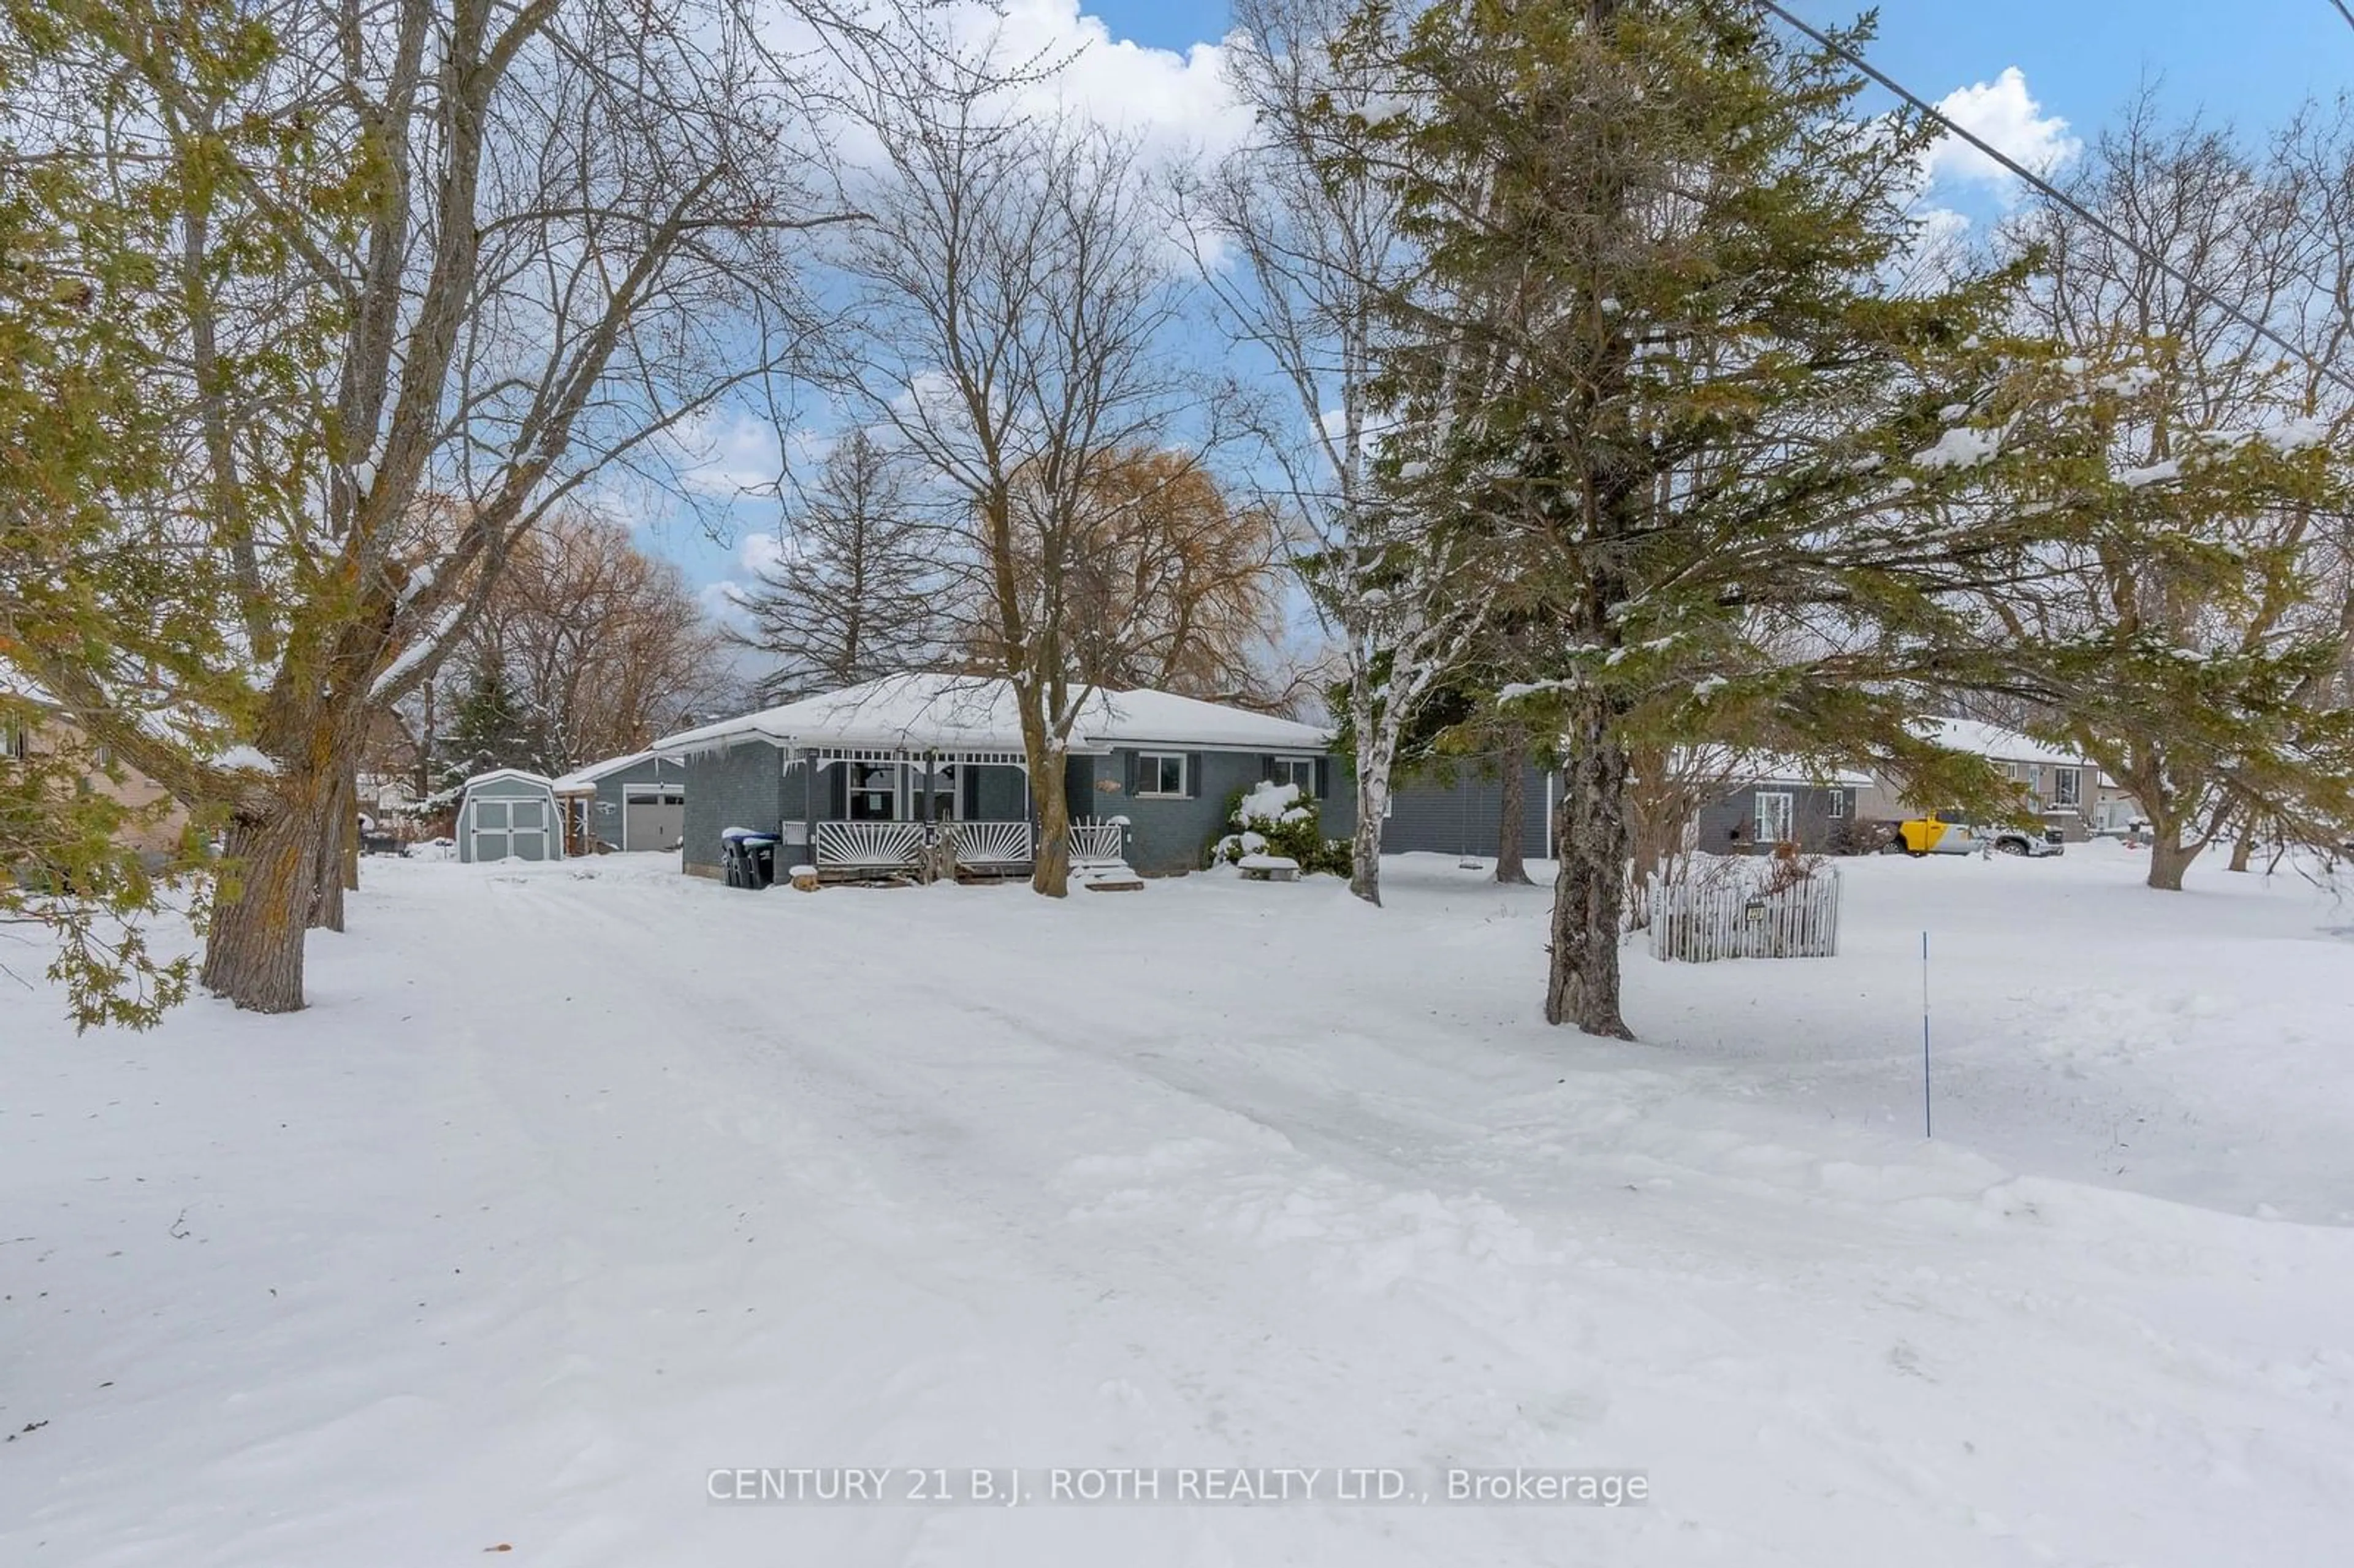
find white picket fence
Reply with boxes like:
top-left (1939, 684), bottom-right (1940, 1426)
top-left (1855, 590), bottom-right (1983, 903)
top-left (1647, 868), bottom-right (1842, 962)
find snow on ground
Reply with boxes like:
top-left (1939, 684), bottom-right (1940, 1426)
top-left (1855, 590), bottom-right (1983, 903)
top-left (4, 843), bottom-right (2353, 1566)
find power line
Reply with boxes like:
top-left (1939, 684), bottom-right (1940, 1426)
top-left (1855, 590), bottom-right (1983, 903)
top-left (1754, 0), bottom-right (2354, 403)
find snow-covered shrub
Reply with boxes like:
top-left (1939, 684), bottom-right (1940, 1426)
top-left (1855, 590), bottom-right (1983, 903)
top-left (1210, 781), bottom-right (1350, 875)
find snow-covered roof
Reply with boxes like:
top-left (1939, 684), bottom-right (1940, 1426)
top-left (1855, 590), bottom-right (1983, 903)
top-left (0, 663), bottom-right (56, 707)
top-left (551, 750), bottom-right (677, 793)
top-left (1679, 745), bottom-right (1873, 789)
top-left (651, 673), bottom-right (1332, 758)
top-left (456, 767), bottom-right (558, 794)
top-left (1911, 717), bottom-right (2089, 768)
top-left (1746, 754), bottom-right (1875, 789)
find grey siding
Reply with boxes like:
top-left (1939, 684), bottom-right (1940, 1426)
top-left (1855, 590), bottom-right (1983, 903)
top-left (970, 762), bottom-right (1029, 821)
top-left (1382, 762), bottom-right (1554, 861)
top-left (580, 756), bottom-right (687, 851)
top-left (681, 740), bottom-right (788, 876)
top-left (1078, 747), bottom-right (1355, 877)
top-left (1695, 783), bottom-right (1862, 855)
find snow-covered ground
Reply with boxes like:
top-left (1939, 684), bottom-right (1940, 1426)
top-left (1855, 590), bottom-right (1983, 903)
top-left (5, 843), bottom-right (2352, 1566)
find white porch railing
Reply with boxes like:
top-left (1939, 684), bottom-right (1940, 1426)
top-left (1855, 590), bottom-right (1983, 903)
top-left (810, 818), bottom-right (1119, 872)
top-left (812, 819), bottom-right (1043, 870)
top-left (814, 820), bottom-right (924, 869)
top-left (949, 821), bottom-right (1033, 866)
top-left (1068, 821), bottom-right (1125, 862)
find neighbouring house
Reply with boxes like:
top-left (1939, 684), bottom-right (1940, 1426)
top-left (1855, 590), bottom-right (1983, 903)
top-left (2090, 773), bottom-right (2148, 835)
top-left (1381, 756), bottom-right (1557, 862)
top-left (1381, 750), bottom-right (1873, 862)
top-left (453, 769), bottom-right (565, 863)
top-left (649, 672), bottom-right (1350, 880)
top-left (1854, 718), bottom-right (2111, 842)
top-left (1, 671), bottom-right (192, 866)
top-left (1694, 759), bottom-right (1876, 855)
top-left (552, 751), bottom-right (687, 854)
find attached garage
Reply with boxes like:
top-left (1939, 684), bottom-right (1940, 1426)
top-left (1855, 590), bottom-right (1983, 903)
top-left (455, 769), bottom-right (563, 864)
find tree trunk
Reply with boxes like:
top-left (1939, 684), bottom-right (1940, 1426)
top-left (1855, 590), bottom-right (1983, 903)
top-left (1349, 717), bottom-right (1395, 906)
top-left (200, 797), bottom-right (321, 1013)
top-left (2147, 833), bottom-right (2201, 891)
top-left (2228, 832), bottom-right (2254, 873)
top-left (1027, 740), bottom-right (1072, 898)
top-left (341, 757), bottom-right (361, 893)
top-left (1545, 687), bottom-right (1633, 1038)
top-left (307, 767), bottom-right (352, 932)
top-left (1624, 761), bottom-right (1687, 918)
top-left (1495, 731), bottom-right (1533, 885)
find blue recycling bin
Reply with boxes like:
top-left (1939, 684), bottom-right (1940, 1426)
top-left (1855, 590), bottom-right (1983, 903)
top-left (720, 828), bottom-right (780, 889)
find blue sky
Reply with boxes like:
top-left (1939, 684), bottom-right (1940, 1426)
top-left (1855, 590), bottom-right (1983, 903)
top-left (655, 1), bottom-right (2354, 634)
top-left (1086, 0), bottom-right (2354, 123)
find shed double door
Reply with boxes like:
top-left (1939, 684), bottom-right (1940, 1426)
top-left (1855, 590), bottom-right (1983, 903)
top-left (471, 797), bottom-right (549, 861)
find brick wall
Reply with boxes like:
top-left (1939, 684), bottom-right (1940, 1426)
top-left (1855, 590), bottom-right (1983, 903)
top-left (1080, 748), bottom-right (1355, 876)
top-left (681, 740), bottom-right (787, 875)
top-left (1382, 761), bottom-right (1553, 860)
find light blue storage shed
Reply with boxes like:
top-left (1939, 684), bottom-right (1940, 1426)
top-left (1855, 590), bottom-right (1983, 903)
top-left (455, 768), bottom-right (563, 863)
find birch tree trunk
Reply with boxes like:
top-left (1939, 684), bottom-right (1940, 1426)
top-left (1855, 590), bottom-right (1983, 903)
top-left (1350, 741), bottom-right (1394, 905)
top-left (1347, 675), bottom-right (1391, 905)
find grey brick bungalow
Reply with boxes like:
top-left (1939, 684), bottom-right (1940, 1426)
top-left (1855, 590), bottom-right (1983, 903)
top-left (650, 673), bottom-right (1353, 880)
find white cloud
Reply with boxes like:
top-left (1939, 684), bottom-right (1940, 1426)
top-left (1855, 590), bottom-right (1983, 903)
top-left (1924, 67), bottom-right (2080, 194)
top-left (759, 1), bottom-right (1247, 175)
top-left (737, 531), bottom-right (790, 578)
top-left (700, 577), bottom-right (752, 618)
top-left (940, 1), bottom-right (1249, 158)
top-left (670, 408), bottom-right (787, 500)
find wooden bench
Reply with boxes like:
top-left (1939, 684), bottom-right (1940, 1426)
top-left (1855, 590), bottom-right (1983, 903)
top-left (1238, 853), bottom-right (1300, 883)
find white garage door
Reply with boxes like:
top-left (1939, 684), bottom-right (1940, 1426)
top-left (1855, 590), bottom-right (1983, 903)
top-left (623, 788), bottom-right (685, 851)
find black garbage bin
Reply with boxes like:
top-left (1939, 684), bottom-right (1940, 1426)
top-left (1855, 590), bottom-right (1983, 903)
top-left (721, 829), bottom-right (779, 889)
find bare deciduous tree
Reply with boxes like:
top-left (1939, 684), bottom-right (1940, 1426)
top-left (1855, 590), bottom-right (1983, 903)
top-left (836, 65), bottom-right (1213, 897)
top-left (970, 448), bottom-right (1286, 703)
top-left (1179, 0), bottom-right (1491, 907)
top-left (453, 509), bottom-right (739, 769)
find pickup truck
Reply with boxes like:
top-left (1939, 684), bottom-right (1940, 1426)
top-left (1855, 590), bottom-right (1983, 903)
top-left (1885, 815), bottom-right (2064, 858)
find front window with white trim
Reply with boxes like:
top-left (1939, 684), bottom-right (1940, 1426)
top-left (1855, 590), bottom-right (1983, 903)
top-left (1268, 755), bottom-right (1317, 794)
top-left (2051, 767), bottom-right (2082, 807)
top-left (1754, 790), bottom-right (1795, 845)
top-left (1136, 752), bottom-right (1186, 797)
top-left (1825, 788), bottom-right (1846, 818)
